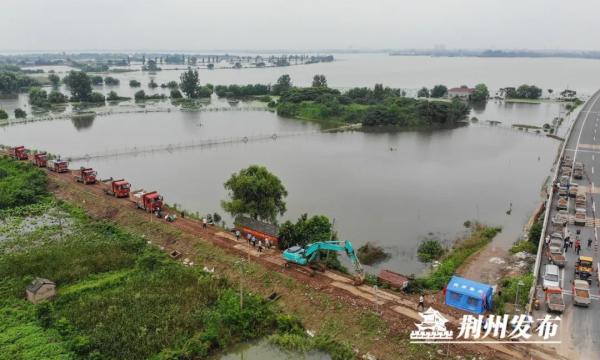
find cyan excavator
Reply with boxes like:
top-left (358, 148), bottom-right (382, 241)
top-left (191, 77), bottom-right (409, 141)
top-left (282, 240), bottom-right (365, 285)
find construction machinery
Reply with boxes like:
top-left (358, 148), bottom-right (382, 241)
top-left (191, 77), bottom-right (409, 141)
top-left (130, 190), bottom-right (163, 217)
top-left (575, 256), bottom-right (594, 284)
top-left (100, 178), bottom-right (131, 198)
top-left (283, 240), bottom-right (364, 285)
top-left (47, 159), bottom-right (69, 173)
top-left (74, 167), bottom-right (97, 184)
top-left (31, 152), bottom-right (48, 167)
top-left (8, 146), bottom-right (28, 160)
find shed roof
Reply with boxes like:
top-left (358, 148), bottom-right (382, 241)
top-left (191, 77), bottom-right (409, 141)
top-left (234, 216), bottom-right (279, 237)
top-left (447, 276), bottom-right (492, 299)
top-left (26, 278), bottom-right (55, 293)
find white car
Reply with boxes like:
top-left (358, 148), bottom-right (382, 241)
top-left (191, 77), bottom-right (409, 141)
top-left (543, 264), bottom-right (560, 289)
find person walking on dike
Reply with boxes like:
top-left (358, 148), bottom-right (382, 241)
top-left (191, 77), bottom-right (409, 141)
top-left (564, 239), bottom-right (569, 253)
top-left (251, 235), bottom-right (257, 247)
top-left (235, 229), bottom-right (240, 241)
top-left (257, 239), bottom-right (263, 252)
top-left (417, 294), bottom-right (425, 311)
top-left (247, 233), bottom-right (252, 245)
top-left (588, 238), bottom-right (593, 248)
top-left (576, 239), bottom-right (581, 255)
top-left (202, 217), bottom-right (207, 229)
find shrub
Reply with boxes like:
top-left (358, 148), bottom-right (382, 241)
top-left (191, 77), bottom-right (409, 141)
top-left (14, 108), bottom-right (26, 118)
top-left (104, 76), bottom-right (120, 85)
top-left (0, 109), bottom-right (8, 120)
top-left (129, 80), bottom-right (141, 87)
top-left (48, 90), bottom-right (67, 103)
top-left (0, 157), bottom-right (48, 209)
top-left (88, 92), bottom-right (105, 103)
top-left (107, 91), bottom-right (120, 101)
top-left (170, 89), bottom-right (182, 99)
top-left (417, 238), bottom-right (445, 263)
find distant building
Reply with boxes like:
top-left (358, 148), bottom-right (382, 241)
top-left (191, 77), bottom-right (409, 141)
top-left (447, 86), bottom-right (474, 100)
top-left (234, 216), bottom-right (279, 247)
top-left (26, 278), bottom-right (56, 304)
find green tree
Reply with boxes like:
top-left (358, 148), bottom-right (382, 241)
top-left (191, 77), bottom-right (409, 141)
top-left (89, 92), bottom-right (105, 103)
top-left (134, 90), bottom-right (146, 101)
top-left (0, 108), bottom-right (8, 120)
top-left (516, 84), bottom-right (542, 99)
top-left (148, 79), bottom-right (158, 89)
top-left (107, 91), bottom-right (120, 101)
top-left (48, 73), bottom-right (60, 87)
top-left (221, 165), bottom-right (288, 223)
top-left (170, 89), bottom-right (182, 99)
top-left (129, 80), bottom-right (141, 87)
top-left (312, 74), bottom-right (327, 88)
top-left (14, 108), bottom-right (26, 118)
top-left (471, 83), bottom-right (489, 102)
top-left (272, 74), bottom-right (292, 95)
top-left (90, 75), bottom-right (103, 85)
top-left (278, 214), bottom-right (334, 250)
top-left (28, 87), bottom-right (48, 107)
top-left (48, 90), bottom-right (67, 103)
top-left (417, 87), bottom-right (429, 98)
top-left (104, 76), bottom-right (120, 85)
top-left (430, 84), bottom-right (448, 98)
top-left (373, 84), bottom-right (384, 100)
top-left (63, 71), bottom-right (92, 101)
top-left (166, 81), bottom-right (178, 89)
top-left (179, 67), bottom-right (200, 98)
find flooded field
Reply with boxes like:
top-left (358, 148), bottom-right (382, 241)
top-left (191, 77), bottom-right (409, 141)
top-left (0, 108), bottom-right (558, 274)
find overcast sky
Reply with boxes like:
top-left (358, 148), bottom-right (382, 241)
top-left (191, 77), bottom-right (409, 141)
top-left (2, 0), bottom-right (599, 52)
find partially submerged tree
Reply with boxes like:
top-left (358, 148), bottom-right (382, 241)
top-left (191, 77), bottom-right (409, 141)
top-left (417, 87), bottom-right (430, 98)
top-left (312, 74), bottom-right (327, 88)
top-left (179, 67), bottom-right (200, 98)
top-left (63, 71), bottom-right (92, 101)
top-left (471, 83), bottom-right (489, 102)
top-left (430, 84), bottom-right (448, 98)
top-left (271, 74), bottom-right (292, 95)
top-left (221, 165), bottom-right (287, 223)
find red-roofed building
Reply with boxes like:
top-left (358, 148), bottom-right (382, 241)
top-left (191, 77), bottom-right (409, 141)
top-left (447, 86), bottom-right (474, 100)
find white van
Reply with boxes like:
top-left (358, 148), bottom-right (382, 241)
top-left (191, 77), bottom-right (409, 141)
top-left (543, 264), bottom-right (560, 289)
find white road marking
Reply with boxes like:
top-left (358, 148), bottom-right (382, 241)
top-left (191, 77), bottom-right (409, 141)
top-left (594, 155), bottom-right (596, 161)
top-left (593, 167), bottom-right (596, 175)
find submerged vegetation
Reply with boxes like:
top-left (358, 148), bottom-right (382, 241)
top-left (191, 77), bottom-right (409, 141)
top-left (408, 223), bottom-right (501, 291)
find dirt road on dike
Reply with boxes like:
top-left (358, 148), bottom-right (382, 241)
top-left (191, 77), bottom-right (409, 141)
top-left (43, 167), bottom-right (562, 360)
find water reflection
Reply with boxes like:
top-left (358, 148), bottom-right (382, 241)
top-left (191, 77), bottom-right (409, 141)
top-left (71, 114), bottom-right (96, 131)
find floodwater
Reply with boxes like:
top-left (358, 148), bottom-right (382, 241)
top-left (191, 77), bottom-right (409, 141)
top-left (0, 107), bottom-right (558, 274)
top-left (2, 53), bottom-right (584, 273)
top-left (217, 339), bottom-right (329, 360)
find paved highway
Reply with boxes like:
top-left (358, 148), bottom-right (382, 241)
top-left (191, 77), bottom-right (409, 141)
top-left (535, 90), bottom-right (600, 359)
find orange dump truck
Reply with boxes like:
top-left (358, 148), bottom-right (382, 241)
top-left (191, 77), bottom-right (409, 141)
top-left (130, 190), bottom-right (163, 216)
top-left (74, 167), bottom-right (97, 184)
top-left (32, 152), bottom-right (48, 167)
top-left (47, 159), bottom-right (69, 173)
top-left (8, 146), bottom-right (28, 160)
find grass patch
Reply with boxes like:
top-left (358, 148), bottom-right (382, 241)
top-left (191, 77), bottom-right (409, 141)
top-left (493, 273), bottom-right (534, 314)
top-left (0, 156), bottom-right (48, 209)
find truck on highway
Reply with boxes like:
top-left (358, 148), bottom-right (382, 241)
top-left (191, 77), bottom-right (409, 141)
top-left (551, 210), bottom-right (569, 227)
top-left (557, 196), bottom-right (568, 211)
top-left (574, 208), bottom-right (587, 226)
top-left (576, 192), bottom-right (586, 208)
top-left (569, 183), bottom-right (579, 197)
top-left (545, 287), bottom-right (565, 313)
top-left (573, 280), bottom-right (591, 307)
top-left (546, 239), bottom-right (566, 267)
top-left (573, 162), bottom-right (584, 179)
top-left (575, 256), bottom-right (594, 284)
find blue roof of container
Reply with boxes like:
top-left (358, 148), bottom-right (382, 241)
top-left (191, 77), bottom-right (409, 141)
top-left (447, 276), bottom-right (492, 298)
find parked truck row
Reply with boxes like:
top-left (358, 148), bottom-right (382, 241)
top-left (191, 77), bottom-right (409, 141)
top-left (5, 145), bottom-right (164, 217)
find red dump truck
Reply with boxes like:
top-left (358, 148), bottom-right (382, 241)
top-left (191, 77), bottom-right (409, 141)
top-left (100, 178), bottom-right (131, 198)
top-left (131, 190), bottom-right (163, 216)
top-left (8, 146), bottom-right (28, 160)
top-left (47, 159), bottom-right (69, 173)
top-left (74, 167), bottom-right (97, 184)
top-left (32, 152), bottom-right (48, 167)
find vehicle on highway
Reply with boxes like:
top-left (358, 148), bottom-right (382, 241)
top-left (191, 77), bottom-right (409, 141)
top-left (545, 287), bottom-right (565, 313)
top-left (569, 184), bottom-right (579, 197)
top-left (573, 162), bottom-right (584, 179)
top-left (557, 196), bottom-right (568, 210)
top-left (560, 167), bottom-right (571, 178)
top-left (551, 210), bottom-right (569, 226)
top-left (543, 264), bottom-right (561, 289)
top-left (559, 175), bottom-right (570, 186)
top-left (575, 256), bottom-right (594, 284)
top-left (574, 208), bottom-right (587, 226)
top-left (576, 192), bottom-right (586, 209)
top-left (573, 280), bottom-right (591, 307)
top-left (546, 240), bottom-right (566, 267)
